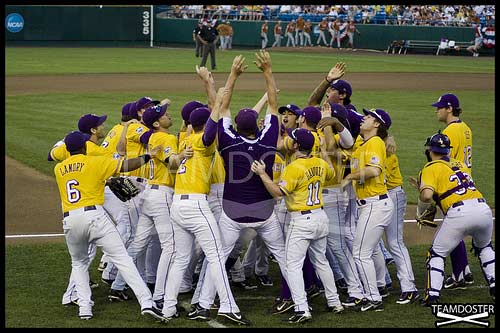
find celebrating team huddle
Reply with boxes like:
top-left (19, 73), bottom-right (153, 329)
top-left (50, 50), bottom-right (495, 325)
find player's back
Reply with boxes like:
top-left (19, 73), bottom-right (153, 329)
top-left (101, 123), bottom-right (124, 159)
top-left (443, 121), bottom-right (472, 174)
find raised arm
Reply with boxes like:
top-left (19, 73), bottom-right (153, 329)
top-left (254, 50), bottom-right (278, 115)
top-left (220, 55), bottom-right (248, 118)
top-left (116, 119), bottom-right (139, 156)
top-left (195, 65), bottom-right (217, 110)
top-left (253, 88), bottom-right (280, 115)
top-left (307, 62), bottom-right (346, 107)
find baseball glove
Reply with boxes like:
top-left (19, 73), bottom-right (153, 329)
top-left (416, 203), bottom-right (438, 229)
top-left (107, 177), bottom-right (140, 202)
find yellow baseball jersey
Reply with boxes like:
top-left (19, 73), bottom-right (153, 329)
top-left (324, 134), bottom-right (363, 187)
top-left (125, 123), bottom-right (149, 178)
top-left (272, 153), bottom-right (285, 184)
top-left (350, 136), bottom-right (387, 199)
top-left (50, 140), bottom-right (108, 162)
top-left (148, 131), bottom-right (178, 187)
top-left (419, 158), bottom-right (482, 214)
top-left (279, 156), bottom-right (335, 211)
top-left (54, 154), bottom-right (123, 212)
top-left (178, 131), bottom-right (188, 150)
top-left (385, 153), bottom-right (403, 189)
top-left (210, 151), bottom-right (225, 185)
top-left (101, 124), bottom-right (125, 159)
top-left (174, 132), bottom-right (215, 195)
top-left (442, 121), bottom-right (473, 174)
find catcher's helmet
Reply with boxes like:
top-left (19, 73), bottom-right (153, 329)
top-left (424, 131), bottom-right (452, 154)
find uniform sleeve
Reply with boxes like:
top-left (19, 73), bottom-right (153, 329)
top-left (324, 160), bottom-right (335, 181)
top-left (364, 139), bottom-right (385, 170)
top-left (443, 127), bottom-right (460, 161)
top-left (278, 164), bottom-right (298, 196)
top-left (127, 124), bottom-right (148, 143)
top-left (218, 117), bottom-right (238, 152)
top-left (98, 156), bottom-right (124, 180)
top-left (50, 142), bottom-right (70, 162)
top-left (419, 164), bottom-right (437, 193)
top-left (258, 114), bottom-right (279, 148)
top-left (156, 134), bottom-right (178, 162)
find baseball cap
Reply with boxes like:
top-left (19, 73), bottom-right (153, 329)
top-left (78, 114), bottom-right (107, 134)
top-left (278, 104), bottom-right (302, 116)
top-left (301, 106), bottom-right (322, 126)
top-left (142, 104), bottom-right (168, 128)
top-left (288, 128), bottom-right (315, 151)
top-left (362, 108), bottom-right (392, 129)
top-left (134, 96), bottom-right (160, 112)
top-left (121, 102), bottom-right (133, 116)
top-left (189, 106), bottom-right (211, 127)
top-left (425, 131), bottom-right (452, 154)
top-left (329, 102), bottom-right (348, 121)
top-left (330, 79), bottom-right (352, 98)
top-left (431, 93), bottom-right (460, 108)
top-left (182, 100), bottom-right (208, 123)
top-left (64, 131), bottom-right (90, 152)
top-left (235, 108), bottom-right (259, 133)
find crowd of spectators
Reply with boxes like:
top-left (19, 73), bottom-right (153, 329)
top-left (166, 5), bottom-right (495, 27)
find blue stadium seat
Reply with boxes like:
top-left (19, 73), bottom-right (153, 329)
top-left (354, 12), bottom-right (362, 23)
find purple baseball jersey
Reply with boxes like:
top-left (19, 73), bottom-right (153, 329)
top-left (218, 114), bottom-right (279, 223)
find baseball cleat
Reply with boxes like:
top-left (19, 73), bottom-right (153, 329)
top-left (326, 304), bottom-right (345, 314)
top-left (89, 280), bottom-right (99, 289)
top-left (141, 307), bottom-right (166, 321)
top-left (217, 312), bottom-right (251, 325)
top-left (79, 314), bottom-right (93, 320)
top-left (335, 278), bottom-right (348, 291)
top-left (341, 296), bottom-right (362, 307)
top-left (443, 276), bottom-right (467, 290)
top-left (98, 261), bottom-right (108, 272)
top-left (361, 300), bottom-right (384, 312)
top-left (306, 284), bottom-right (322, 300)
top-left (187, 303), bottom-right (210, 321)
top-left (378, 286), bottom-right (389, 298)
top-left (108, 289), bottom-right (130, 302)
top-left (464, 273), bottom-right (474, 285)
top-left (272, 298), bottom-right (295, 314)
top-left (232, 279), bottom-right (258, 291)
top-left (101, 278), bottom-right (115, 286)
top-left (396, 291), bottom-right (420, 304)
top-left (288, 311), bottom-right (312, 323)
top-left (256, 274), bottom-right (273, 287)
top-left (419, 295), bottom-right (440, 307)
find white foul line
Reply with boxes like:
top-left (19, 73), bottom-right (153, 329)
top-left (5, 216), bottom-right (495, 239)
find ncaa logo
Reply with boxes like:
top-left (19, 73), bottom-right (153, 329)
top-left (5, 13), bottom-right (24, 33)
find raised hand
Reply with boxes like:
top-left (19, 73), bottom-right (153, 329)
top-left (254, 50), bottom-right (272, 72)
top-left (385, 135), bottom-right (397, 155)
top-left (195, 65), bottom-right (214, 84)
top-left (231, 55), bottom-right (248, 76)
top-left (327, 62), bottom-right (346, 82)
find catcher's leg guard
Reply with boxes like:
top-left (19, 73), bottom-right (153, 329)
top-left (425, 247), bottom-right (445, 297)
top-left (471, 241), bottom-right (495, 287)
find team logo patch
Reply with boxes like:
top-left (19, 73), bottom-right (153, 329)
top-left (278, 180), bottom-right (287, 187)
top-left (101, 141), bottom-right (109, 148)
top-left (136, 127), bottom-right (144, 134)
top-left (370, 156), bottom-right (380, 165)
top-left (164, 147), bottom-right (171, 154)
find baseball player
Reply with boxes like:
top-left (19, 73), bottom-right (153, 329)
top-left (252, 128), bottom-right (344, 323)
top-left (193, 20), bottom-right (203, 57)
top-left (54, 130), bottom-right (164, 321)
top-left (303, 19), bottom-right (313, 47)
top-left (416, 132), bottom-right (495, 305)
top-left (295, 15), bottom-right (305, 47)
top-left (316, 17), bottom-right (329, 47)
top-left (340, 108), bottom-right (394, 312)
top-left (383, 136), bottom-right (419, 304)
top-left (467, 22), bottom-right (483, 57)
top-left (161, 90), bottom-right (250, 324)
top-left (109, 103), bottom-right (193, 309)
top-left (261, 20), bottom-right (269, 49)
top-left (194, 52), bottom-right (289, 323)
top-left (272, 20), bottom-right (282, 47)
top-left (317, 102), bottom-right (366, 307)
top-left (285, 20), bottom-right (296, 47)
top-left (430, 93), bottom-right (475, 290)
top-left (346, 19), bottom-right (361, 51)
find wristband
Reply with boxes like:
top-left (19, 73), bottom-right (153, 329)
top-left (141, 154), bottom-right (151, 163)
top-left (325, 76), bottom-right (332, 84)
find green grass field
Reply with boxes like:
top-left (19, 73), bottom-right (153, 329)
top-left (5, 47), bottom-right (495, 328)
top-left (5, 240), bottom-right (495, 328)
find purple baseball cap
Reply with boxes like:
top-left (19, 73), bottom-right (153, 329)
top-left (64, 131), bottom-right (90, 152)
top-left (278, 104), bottom-right (302, 116)
top-left (330, 79), bottom-right (352, 98)
top-left (235, 108), bottom-right (259, 133)
top-left (189, 106), bottom-right (211, 127)
top-left (431, 93), bottom-right (460, 108)
top-left (142, 104), bottom-right (168, 128)
top-left (78, 114), bottom-right (107, 134)
top-left (182, 101), bottom-right (208, 123)
top-left (288, 128), bottom-right (315, 151)
top-left (363, 108), bottom-right (392, 129)
top-left (121, 102), bottom-right (133, 116)
top-left (135, 96), bottom-right (160, 111)
top-left (329, 102), bottom-right (348, 120)
top-left (301, 106), bottom-right (322, 126)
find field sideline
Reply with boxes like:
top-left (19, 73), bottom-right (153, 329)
top-left (5, 47), bottom-right (495, 328)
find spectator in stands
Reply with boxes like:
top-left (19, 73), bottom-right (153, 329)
top-left (261, 20), bottom-right (269, 49)
top-left (316, 17), bottom-right (329, 46)
top-left (296, 15), bottom-right (305, 47)
top-left (272, 20), bottom-right (283, 47)
top-left (279, 5), bottom-right (292, 14)
top-left (193, 20), bottom-right (203, 57)
top-left (303, 19), bottom-right (313, 47)
top-left (198, 19), bottom-right (218, 70)
top-left (285, 20), bottom-right (296, 47)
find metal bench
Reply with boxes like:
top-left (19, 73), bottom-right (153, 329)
top-left (401, 40), bottom-right (439, 55)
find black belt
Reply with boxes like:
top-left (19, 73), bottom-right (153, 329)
top-left (135, 178), bottom-right (144, 183)
top-left (180, 194), bottom-right (208, 200)
top-left (300, 207), bottom-right (324, 215)
top-left (357, 193), bottom-right (388, 206)
top-left (151, 185), bottom-right (160, 189)
top-left (452, 198), bottom-right (485, 208)
top-left (63, 205), bottom-right (97, 218)
top-left (322, 189), bottom-right (329, 194)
